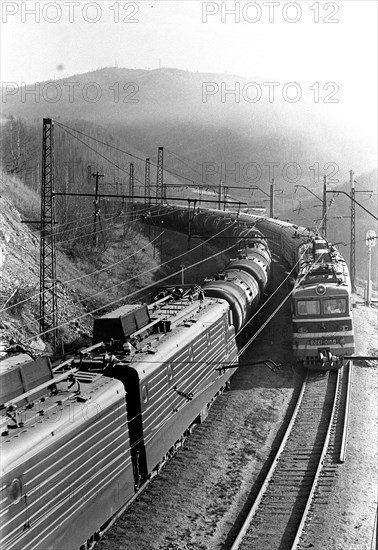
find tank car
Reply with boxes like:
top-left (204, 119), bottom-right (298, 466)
top-left (203, 208), bottom-right (355, 369)
top-left (140, 206), bottom-right (273, 332)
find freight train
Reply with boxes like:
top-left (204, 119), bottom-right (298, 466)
top-left (0, 209), bottom-right (272, 550)
top-left (241, 214), bottom-right (355, 369)
top-left (142, 205), bottom-right (355, 369)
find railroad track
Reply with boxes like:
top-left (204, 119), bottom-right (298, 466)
top-left (295, 361), bottom-right (352, 549)
top-left (231, 364), bottom-right (351, 550)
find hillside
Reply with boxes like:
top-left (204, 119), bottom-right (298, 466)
top-left (1, 67), bottom-right (376, 292)
top-left (2, 67), bottom-right (376, 185)
top-left (0, 171), bottom-right (163, 353)
top-left (0, 171), bottom-right (231, 354)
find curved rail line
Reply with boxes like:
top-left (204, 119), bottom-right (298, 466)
top-left (230, 369), bottom-right (341, 550)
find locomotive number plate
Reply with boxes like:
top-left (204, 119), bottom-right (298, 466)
top-left (309, 338), bottom-right (338, 346)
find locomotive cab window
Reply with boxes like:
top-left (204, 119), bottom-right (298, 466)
top-left (297, 300), bottom-right (320, 316)
top-left (323, 298), bottom-right (346, 314)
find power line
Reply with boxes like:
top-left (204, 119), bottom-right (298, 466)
top-left (20, 233), bottom-right (240, 344)
top-left (54, 220), bottom-right (238, 313)
top-left (1, 205), bottom-right (192, 313)
top-left (53, 120), bottom-right (223, 190)
top-left (8, 215), bottom-right (237, 332)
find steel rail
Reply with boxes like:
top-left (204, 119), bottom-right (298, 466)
top-left (230, 370), bottom-right (341, 550)
top-left (291, 369), bottom-right (340, 549)
top-left (230, 374), bottom-right (308, 550)
top-left (339, 360), bottom-right (353, 463)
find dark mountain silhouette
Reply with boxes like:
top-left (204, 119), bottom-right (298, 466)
top-left (2, 67), bottom-right (376, 191)
top-left (2, 67), bottom-right (376, 283)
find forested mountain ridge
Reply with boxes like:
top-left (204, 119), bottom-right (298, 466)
top-left (2, 67), bottom-right (376, 184)
top-left (1, 67), bottom-right (376, 291)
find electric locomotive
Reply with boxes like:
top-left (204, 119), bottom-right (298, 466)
top-left (291, 237), bottom-right (354, 369)
top-left (1, 205), bottom-right (273, 550)
top-left (223, 213), bottom-right (355, 369)
top-left (1, 294), bottom-right (238, 550)
top-left (172, 206), bottom-right (355, 369)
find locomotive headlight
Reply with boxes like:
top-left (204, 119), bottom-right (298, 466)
top-left (316, 284), bottom-right (326, 296)
top-left (298, 327), bottom-right (308, 333)
top-left (338, 325), bottom-right (348, 331)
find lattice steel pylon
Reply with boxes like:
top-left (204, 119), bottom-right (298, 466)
top-left (39, 118), bottom-right (57, 346)
top-left (156, 146), bottom-right (164, 204)
top-left (145, 158), bottom-right (150, 205)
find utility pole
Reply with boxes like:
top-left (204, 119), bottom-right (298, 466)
top-left (129, 163), bottom-right (134, 220)
top-left (350, 170), bottom-right (356, 291)
top-left (365, 230), bottom-right (376, 306)
top-left (156, 147), bottom-right (164, 204)
top-left (145, 158), bottom-right (150, 205)
top-left (87, 164), bottom-right (92, 187)
top-left (218, 180), bottom-right (223, 210)
top-left (92, 171), bottom-right (104, 247)
top-left (64, 163), bottom-right (69, 221)
top-left (326, 174), bottom-right (374, 290)
top-left (322, 175), bottom-right (327, 238)
top-left (39, 118), bottom-right (57, 346)
top-left (129, 163), bottom-right (134, 203)
top-left (270, 178), bottom-right (275, 218)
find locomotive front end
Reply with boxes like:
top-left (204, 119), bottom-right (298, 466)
top-left (292, 283), bottom-right (355, 370)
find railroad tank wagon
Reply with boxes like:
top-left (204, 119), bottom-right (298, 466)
top-left (203, 270), bottom-right (261, 332)
top-left (0, 354), bottom-right (133, 550)
top-left (251, 217), bottom-right (308, 266)
top-left (139, 205), bottom-right (272, 334)
top-left (227, 257), bottom-right (269, 294)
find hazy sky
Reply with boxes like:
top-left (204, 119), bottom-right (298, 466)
top-left (1, 1), bottom-right (377, 140)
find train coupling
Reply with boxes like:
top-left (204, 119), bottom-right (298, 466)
top-left (318, 350), bottom-right (342, 370)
